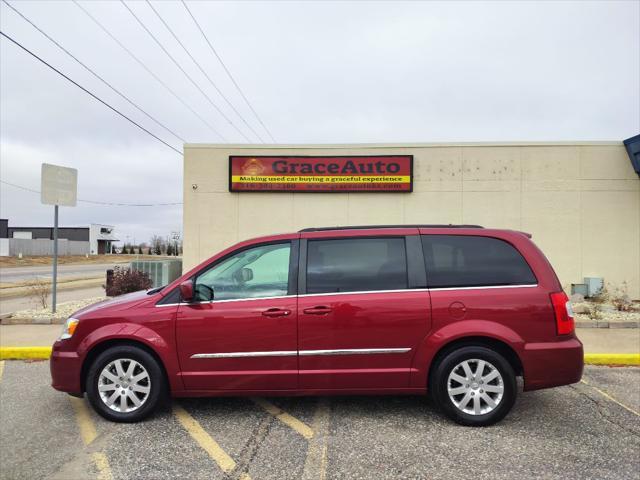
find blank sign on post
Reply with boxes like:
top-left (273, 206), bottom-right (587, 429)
top-left (41, 163), bottom-right (77, 206)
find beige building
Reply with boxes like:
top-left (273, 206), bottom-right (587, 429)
top-left (183, 142), bottom-right (640, 298)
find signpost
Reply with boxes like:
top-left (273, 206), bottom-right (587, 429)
top-left (41, 163), bottom-right (77, 313)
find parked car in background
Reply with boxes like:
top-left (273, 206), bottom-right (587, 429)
top-left (51, 225), bottom-right (583, 426)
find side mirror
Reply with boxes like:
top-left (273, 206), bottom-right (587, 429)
top-left (179, 280), bottom-right (194, 302)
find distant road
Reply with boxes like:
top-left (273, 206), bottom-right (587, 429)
top-left (0, 263), bottom-right (121, 284)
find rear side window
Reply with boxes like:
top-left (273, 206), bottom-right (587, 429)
top-left (421, 235), bottom-right (536, 288)
top-left (306, 237), bottom-right (408, 294)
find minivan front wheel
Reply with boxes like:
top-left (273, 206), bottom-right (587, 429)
top-left (86, 345), bottom-right (165, 422)
top-left (431, 346), bottom-right (516, 426)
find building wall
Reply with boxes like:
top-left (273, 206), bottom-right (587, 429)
top-left (3, 238), bottom-right (89, 256)
top-left (89, 224), bottom-right (117, 255)
top-left (183, 143), bottom-right (640, 298)
top-left (7, 227), bottom-right (89, 241)
top-left (0, 219), bottom-right (8, 239)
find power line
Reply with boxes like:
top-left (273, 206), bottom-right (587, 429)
top-left (1, 180), bottom-right (182, 206)
top-left (2, 0), bottom-right (186, 144)
top-left (120, 0), bottom-right (250, 142)
top-left (146, 0), bottom-right (264, 143)
top-left (73, 0), bottom-right (225, 141)
top-left (181, 0), bottom-right (277, 143)
top-left (0, 30), bottom-right (182, 154)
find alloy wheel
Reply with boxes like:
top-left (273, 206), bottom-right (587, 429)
top-left (97, 358), bottom-right (151, 413)
top-left (446, 358), bottom-right (504, 416)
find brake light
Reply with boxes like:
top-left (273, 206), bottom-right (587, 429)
top-left (550, 291), bottom-right (574, 335)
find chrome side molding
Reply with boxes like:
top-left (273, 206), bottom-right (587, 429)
top-left (298, 348), bottom-right (411, 356)
top-left (190, 347), bottom-right (411, 359)
top-left (191, 350), bottom-right (297, 359)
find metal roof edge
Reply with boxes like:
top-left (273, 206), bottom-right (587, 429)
top-left (183, 141), bottom-right (623, 150)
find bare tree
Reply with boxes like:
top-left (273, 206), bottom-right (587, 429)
top-left (150, 235), bottom-right (165, 255)
top-left (26, 278), bottom-right (51, 309)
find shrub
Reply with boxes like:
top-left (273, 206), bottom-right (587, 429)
top-left (609, 281), bottom-right (633, 311)
top-left (589, 284), bottom-right (609, 304)
top-left (105, 266), bottom-right (153, 296)
top-left (26, 278), bottom-right (51, 309)
top-left (585, 302), bottom-right (603, 321)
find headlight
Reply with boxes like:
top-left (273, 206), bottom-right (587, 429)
top-left (60, 317), bottom-right (80, 340)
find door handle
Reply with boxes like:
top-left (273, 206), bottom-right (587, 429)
top-left (262, 308), bottom-right (291, 318)
top-left (303, 306), bottom-right (332, 315)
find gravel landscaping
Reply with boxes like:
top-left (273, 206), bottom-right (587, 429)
top-left (2, 297), bottom-right (106, 325)
top-left (572, 301), bottom-right (640, 328)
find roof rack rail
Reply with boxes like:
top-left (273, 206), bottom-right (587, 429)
top-left (298, 224), bottom-right (484, 232)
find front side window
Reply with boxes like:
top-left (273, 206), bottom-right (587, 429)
top-left (194, 242), bottom-right (291, 301)
top-left (421, 235), bottom-right (537, 288)
top-left (306, 237), bottom-right (408, 294)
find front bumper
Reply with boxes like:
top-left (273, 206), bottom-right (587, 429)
top-left (50, 341), bottom-right (82, 394)
top-left (522, 337), bottom-right (584, 391)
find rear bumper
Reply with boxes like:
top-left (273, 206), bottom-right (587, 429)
top-left (522, 337), bottom-right (584, 391)
top-left (50, 341), bottom-right (82, 394)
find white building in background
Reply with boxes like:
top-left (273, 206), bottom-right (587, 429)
top-left (89, 224), bottom-right (118, 254)
top-left (0, 219), bottom-right (119, 256)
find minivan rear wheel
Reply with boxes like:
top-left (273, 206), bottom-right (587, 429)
top-left (86, 345), bottom-right (165, 422)
top-left (431, 346), bottom-right (516, 426)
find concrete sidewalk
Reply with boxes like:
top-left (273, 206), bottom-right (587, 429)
top-left (0, 324), bottom-right (638, 353)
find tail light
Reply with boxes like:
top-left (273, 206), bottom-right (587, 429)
top-left (550, 291), bottom-right (574, 335)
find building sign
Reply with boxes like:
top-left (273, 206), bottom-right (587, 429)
top-left (229, 155), bottom-right (413, 192)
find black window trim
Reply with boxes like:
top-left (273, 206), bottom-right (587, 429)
top-left (420, 234), bottom-right (538, 289)
top-left (298, 235), bottom-right (423, 295)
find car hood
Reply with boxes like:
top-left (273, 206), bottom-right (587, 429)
top-left (72, 290), bottom-right (152, 318)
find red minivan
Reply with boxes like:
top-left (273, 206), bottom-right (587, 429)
top-left (50, 225), bottom-right (583, 426)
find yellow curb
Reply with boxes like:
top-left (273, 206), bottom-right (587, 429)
top-left (584, 353), bottom-right (640, 365)
top-left (0, 346), bottom-right (52, 360)
top-left (0, 347), bottom-right (638, 365)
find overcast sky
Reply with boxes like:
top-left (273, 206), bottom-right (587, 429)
top-left (1, 0), bottom-right (638, 245)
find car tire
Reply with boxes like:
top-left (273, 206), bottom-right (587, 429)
top-left (430, 346), bottom-right (516, 427)
top-left (86, 345), bottom-right (165, 423)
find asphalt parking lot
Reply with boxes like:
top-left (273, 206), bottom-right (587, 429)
top-left (0, 361), bottom-right (638, 480)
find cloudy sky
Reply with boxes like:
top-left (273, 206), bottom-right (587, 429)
top-left (1, 0), bottom-right (638, 245)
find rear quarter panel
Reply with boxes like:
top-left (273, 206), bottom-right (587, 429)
top-left (411, 228), bottom-right (564, 389)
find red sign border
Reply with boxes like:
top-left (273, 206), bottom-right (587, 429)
top-left (228, 155), bottom-right (414, 193)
